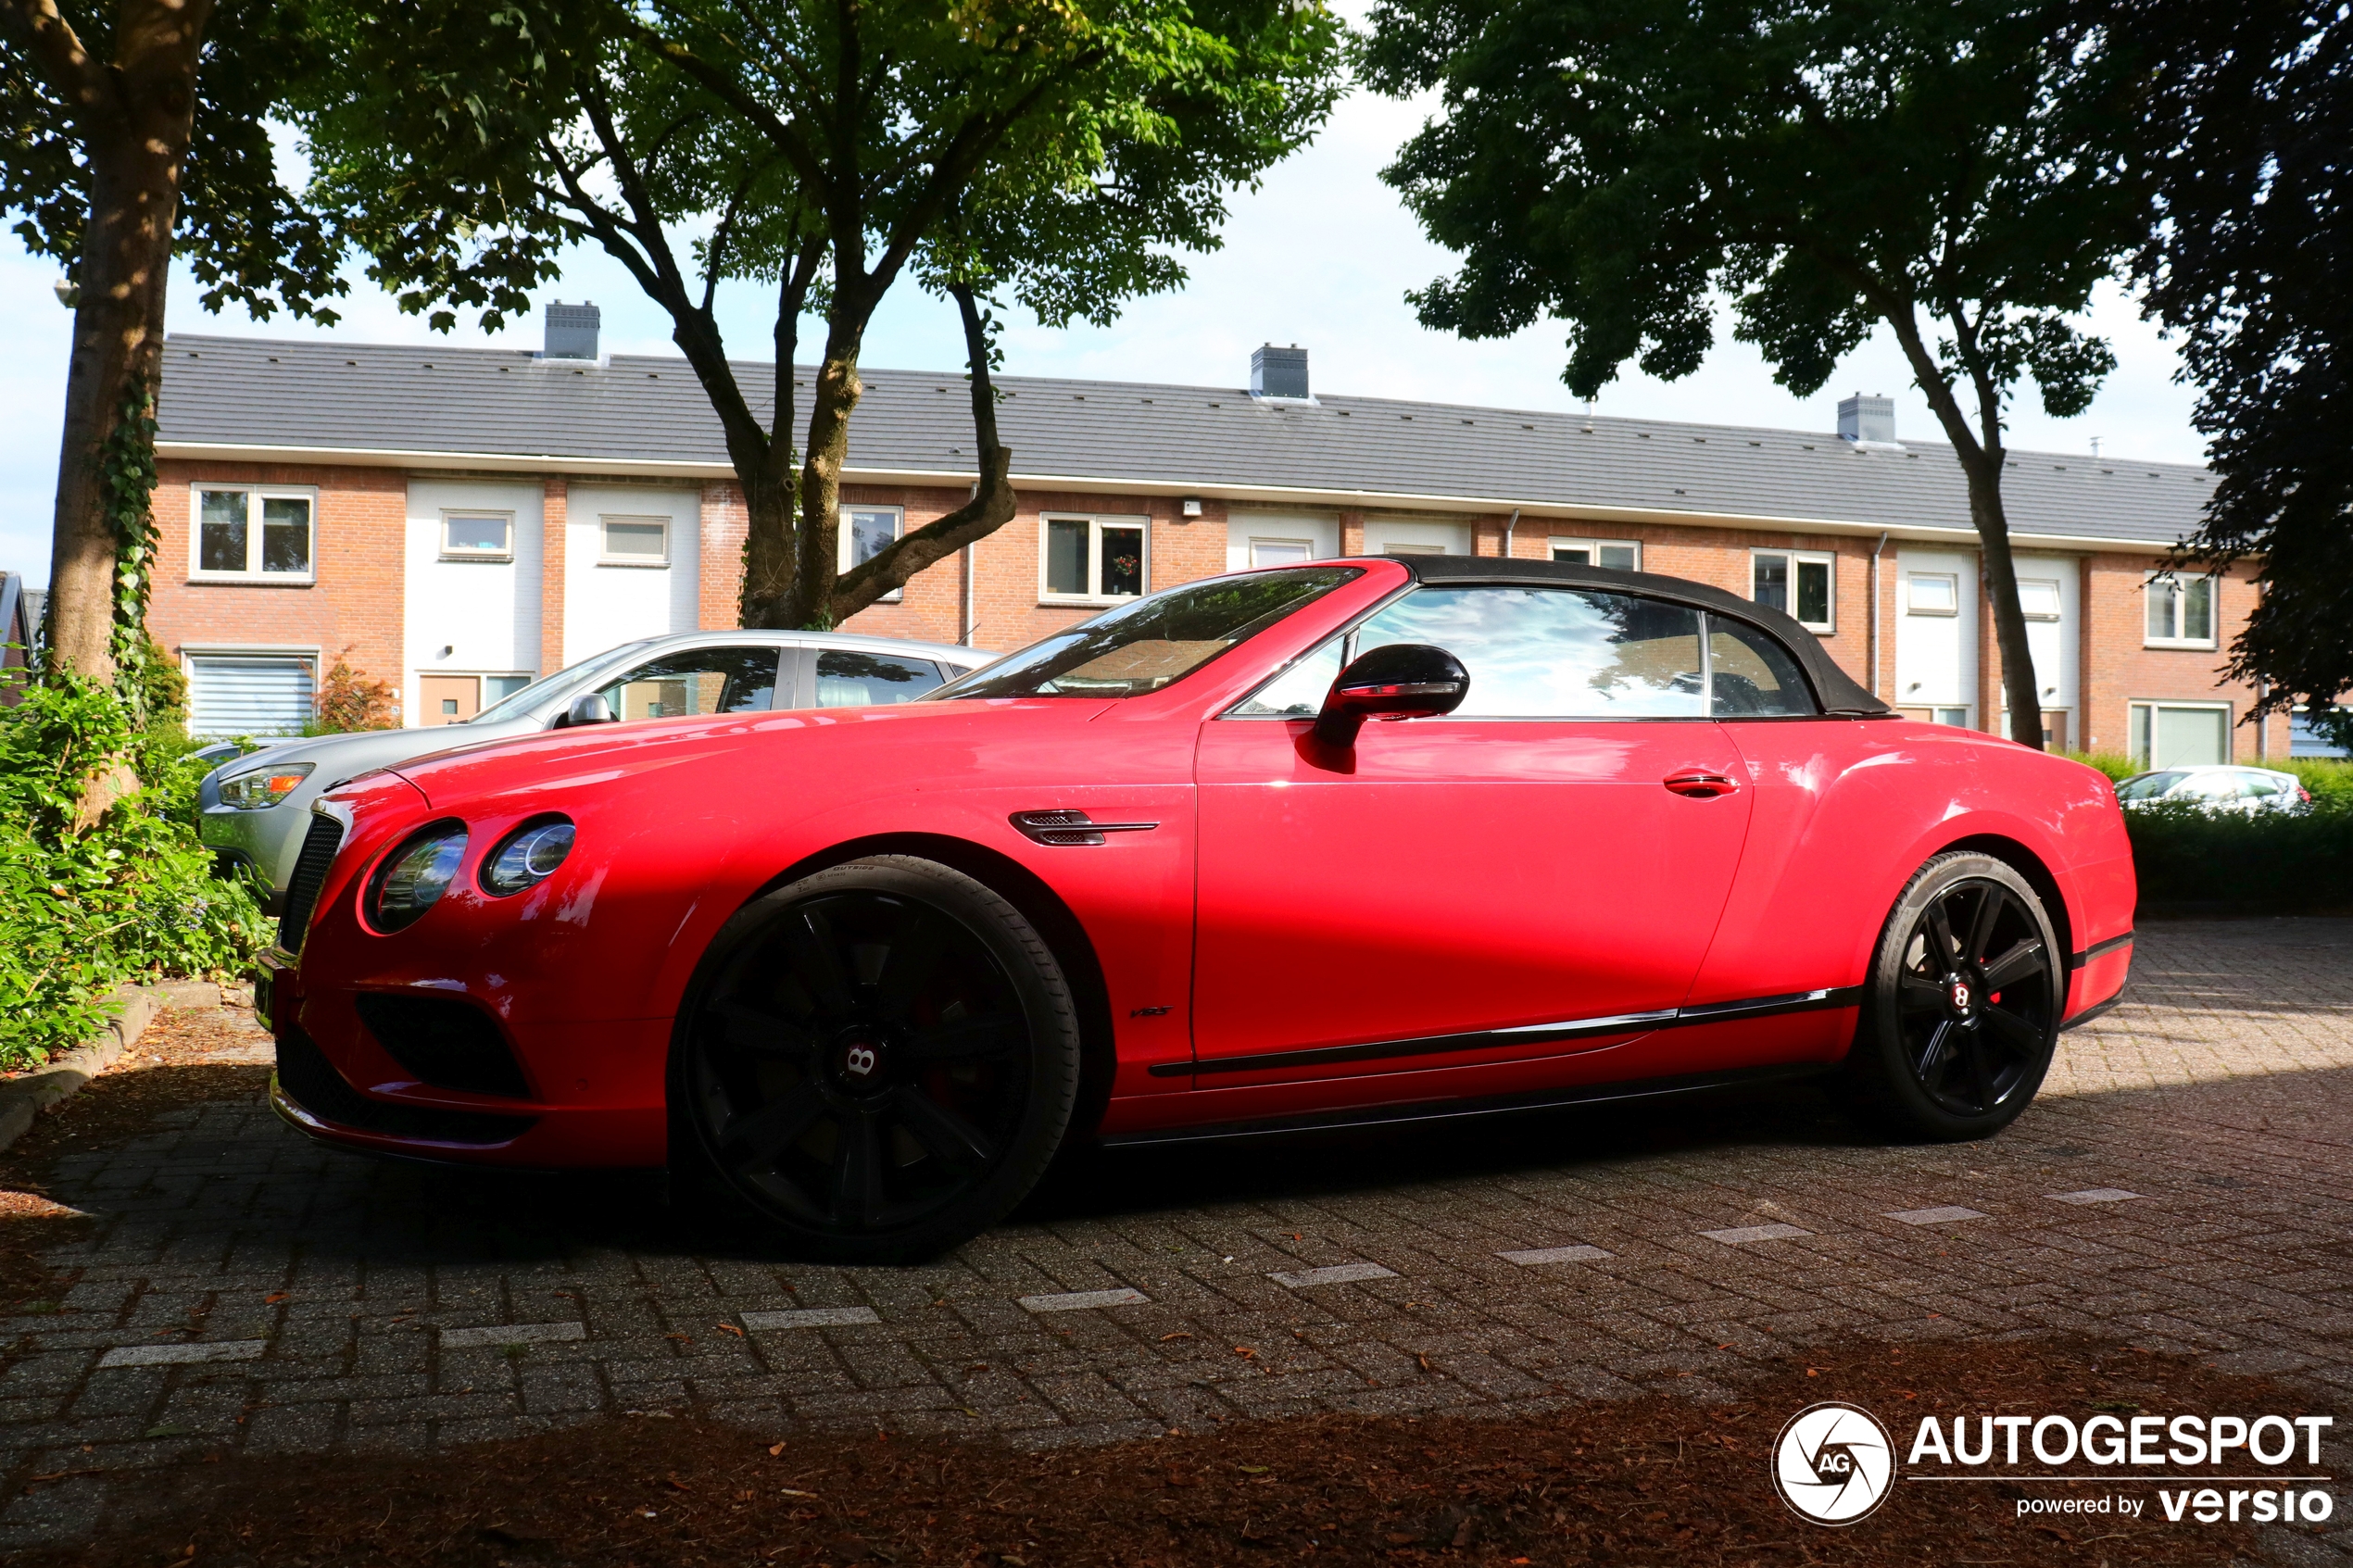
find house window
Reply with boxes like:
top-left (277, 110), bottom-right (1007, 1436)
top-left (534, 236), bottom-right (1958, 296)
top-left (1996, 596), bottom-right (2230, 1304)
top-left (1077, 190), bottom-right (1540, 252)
top-left (599, 516), bottom-right (669, 567)
top-left (1249, 537), bottom-right (1315, 567)
top-left (2018, 578), bottom-right (2063, 621)
top-left (2131, 700), bottom-right (2230, 767)
top-left (1041, 514), bottom-right (1148, 603)
top-left (1754, 550), bottom-right (1834, 632)
top-left (1932, 707), bottom-right (1970, 727)
top-left (192, 487), bottom-right (314, 582)
top-left (2145, 572), bottom-right (2216, 646)
top-left (442, 513), bottom-right (512, 561)
top-left (1906, 573), bottom-right (1958, 615)
top-left (1550, 537), bottom-right (1641, 571)
top-left (840, 506), bottom-right (904, 601)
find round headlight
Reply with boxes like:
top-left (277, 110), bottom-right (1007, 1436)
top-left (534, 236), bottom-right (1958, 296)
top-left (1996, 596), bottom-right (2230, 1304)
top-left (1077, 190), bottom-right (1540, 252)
top-left (481, 817), bottom-right (574, 897)
top-left (366, 822), bottom-right (469, 933)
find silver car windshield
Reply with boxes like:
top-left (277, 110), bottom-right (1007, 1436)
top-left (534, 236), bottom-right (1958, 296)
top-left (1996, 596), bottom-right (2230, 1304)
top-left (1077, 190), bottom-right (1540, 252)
top-left (472, 643), bottom-right (657, 725)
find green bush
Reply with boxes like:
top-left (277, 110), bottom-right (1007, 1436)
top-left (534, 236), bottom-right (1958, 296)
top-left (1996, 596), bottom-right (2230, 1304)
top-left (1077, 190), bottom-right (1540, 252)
top-left (2120, 797), bottom-right (2353, 913)
top-left (0, 675), bottom-right (267, 1070)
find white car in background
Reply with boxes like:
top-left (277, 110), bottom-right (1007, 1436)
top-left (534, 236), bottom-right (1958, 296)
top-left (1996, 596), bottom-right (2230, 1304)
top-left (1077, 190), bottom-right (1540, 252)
top-left (2114, 765), bottom-right (2312, 815)
top-left (198, 629), bottom-right (994, 909)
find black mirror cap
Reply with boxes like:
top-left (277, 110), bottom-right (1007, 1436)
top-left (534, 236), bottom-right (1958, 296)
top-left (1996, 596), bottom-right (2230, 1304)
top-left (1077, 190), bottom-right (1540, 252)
top-left (1313, 643), bottom-right (1469, 747)
top-left (555, 692), bottom-right (616, 730)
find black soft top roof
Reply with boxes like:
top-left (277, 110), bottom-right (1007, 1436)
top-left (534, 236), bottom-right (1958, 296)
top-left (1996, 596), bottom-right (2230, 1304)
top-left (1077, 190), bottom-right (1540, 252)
top-left (1384, 553), bottom-right (1891, 717)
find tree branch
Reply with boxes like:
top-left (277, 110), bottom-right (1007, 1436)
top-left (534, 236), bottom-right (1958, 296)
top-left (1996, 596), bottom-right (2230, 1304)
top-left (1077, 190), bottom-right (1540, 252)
top-left (828, 281), bottom-right (1015, 619)
top-left (0, 0), bottom-right (117, 123)
top-left (616, 18), bottom-right (829, 196)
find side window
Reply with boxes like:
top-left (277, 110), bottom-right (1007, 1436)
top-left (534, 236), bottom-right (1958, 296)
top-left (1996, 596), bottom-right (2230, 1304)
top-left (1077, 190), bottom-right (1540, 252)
top-left (596, 647), bottom-right (780, 721)
top-left (1352, 585), bottom-right (1705, 718)
top-left (814, 650), bottom-right (944, 708)
top-left (1708, 620), bottom-right (1819, 717)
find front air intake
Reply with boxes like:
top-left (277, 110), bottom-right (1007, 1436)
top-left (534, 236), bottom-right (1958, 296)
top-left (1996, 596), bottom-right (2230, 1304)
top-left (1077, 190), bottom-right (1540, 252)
top-left (354, 994), bottom-right (533, 1098)
top-left (278, 814), bottom-right (346, 952)
top-left (275, 1022), bottom-right (536, 1145)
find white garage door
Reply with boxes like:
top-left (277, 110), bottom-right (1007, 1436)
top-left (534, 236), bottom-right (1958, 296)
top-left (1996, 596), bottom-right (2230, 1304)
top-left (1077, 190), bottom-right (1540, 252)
top-left (187, 656), bottom-right (315, 737)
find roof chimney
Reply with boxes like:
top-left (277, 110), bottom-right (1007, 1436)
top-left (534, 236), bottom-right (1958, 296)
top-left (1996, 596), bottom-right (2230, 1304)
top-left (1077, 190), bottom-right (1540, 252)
top-left (545, 301), bottom-right (601, 360)
top-left (1838, 392), bottom-right (1895, 445)
top-left (1251, 343), bottom-right (1309, 400)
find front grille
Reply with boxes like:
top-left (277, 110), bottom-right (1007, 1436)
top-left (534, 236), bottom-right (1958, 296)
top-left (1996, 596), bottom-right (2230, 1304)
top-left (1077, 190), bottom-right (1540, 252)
top-left (275, 1022), bottom-right (536, 1146)
top-left (355, 994), bottom-right (533, 1098)
top-left (278, 815), bottom-right (346, 953)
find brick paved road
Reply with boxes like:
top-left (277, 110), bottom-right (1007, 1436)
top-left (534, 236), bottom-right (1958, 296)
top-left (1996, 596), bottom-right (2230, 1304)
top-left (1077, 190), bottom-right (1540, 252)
top-left (4, 921), bottom-right (2351, 1549)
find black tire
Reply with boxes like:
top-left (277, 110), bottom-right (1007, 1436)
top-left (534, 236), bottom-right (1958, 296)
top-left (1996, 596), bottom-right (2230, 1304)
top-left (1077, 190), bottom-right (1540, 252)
top-left (1841, 851), bottom-right (2063, 1141)
top-left (669, 855), bottom-right (1081, 1262)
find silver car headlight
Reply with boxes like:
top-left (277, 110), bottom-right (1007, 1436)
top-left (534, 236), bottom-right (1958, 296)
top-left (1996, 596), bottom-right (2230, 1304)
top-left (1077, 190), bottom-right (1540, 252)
top-left (366, 822), bottom-right (469, 933)
top-left (217, 761), bottom-right (315, 809)
top-left (480, 817), bottom-right (575, 897)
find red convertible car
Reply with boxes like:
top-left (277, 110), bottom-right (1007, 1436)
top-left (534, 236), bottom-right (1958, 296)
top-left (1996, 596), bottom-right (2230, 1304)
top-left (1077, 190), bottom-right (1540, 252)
top-left (260, 557), bottom-right (2135, 1260)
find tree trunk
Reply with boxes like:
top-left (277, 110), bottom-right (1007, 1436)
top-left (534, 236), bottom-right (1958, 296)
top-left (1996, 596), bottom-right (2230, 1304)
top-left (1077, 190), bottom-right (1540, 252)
top-left (781, 307), bottom-right (871, 631)
top-left (826, 283), bottom-right (1017, 622)
top-left (1960, 456), bottom-right (2046, 751)
top-left (25, 0), bottom-right (208, 684)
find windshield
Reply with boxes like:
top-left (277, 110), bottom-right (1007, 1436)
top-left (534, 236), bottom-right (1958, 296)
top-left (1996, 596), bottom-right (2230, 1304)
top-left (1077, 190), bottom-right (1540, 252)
top-left (2115, 771), bottom-right (2184, 800)
top-left (472, 642), bottom-right (657, 724)
top-left (931, 567), bottom-right (1361, 699)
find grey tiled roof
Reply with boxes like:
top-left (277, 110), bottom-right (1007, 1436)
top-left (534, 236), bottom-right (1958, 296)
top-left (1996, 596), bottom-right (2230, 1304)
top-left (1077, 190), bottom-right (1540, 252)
top-left (157, 332), bottom-right (2211, 548)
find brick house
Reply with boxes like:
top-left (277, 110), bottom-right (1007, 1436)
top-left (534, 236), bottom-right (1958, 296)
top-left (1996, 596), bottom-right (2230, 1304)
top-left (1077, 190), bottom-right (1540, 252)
top-left (147, 307), bottom-right (2285, 765)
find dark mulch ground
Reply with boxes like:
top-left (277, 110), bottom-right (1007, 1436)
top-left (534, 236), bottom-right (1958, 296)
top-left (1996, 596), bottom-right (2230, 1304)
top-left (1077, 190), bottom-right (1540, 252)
top-left (15, 1336), bottom-right (2335, 1568)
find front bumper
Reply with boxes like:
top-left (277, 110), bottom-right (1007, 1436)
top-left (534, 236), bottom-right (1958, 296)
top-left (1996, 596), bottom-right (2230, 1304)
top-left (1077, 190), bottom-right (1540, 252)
top-left (260, 949), bottom-right (670, 1169)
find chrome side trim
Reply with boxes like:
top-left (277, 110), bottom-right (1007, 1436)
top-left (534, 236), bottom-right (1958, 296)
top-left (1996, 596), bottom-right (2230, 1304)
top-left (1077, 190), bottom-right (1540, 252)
top-left (1151, 985), bottom-right (1864, 1077)
top-left (1010, 809), bottom-right (1160, 847)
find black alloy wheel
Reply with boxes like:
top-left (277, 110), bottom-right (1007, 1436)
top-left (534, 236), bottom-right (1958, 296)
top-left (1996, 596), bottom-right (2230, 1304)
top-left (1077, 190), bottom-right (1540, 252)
top-left (1844, 852), bottom-right (2062, 1140)
top-left (673, 856), bottom-right (1080, 1262)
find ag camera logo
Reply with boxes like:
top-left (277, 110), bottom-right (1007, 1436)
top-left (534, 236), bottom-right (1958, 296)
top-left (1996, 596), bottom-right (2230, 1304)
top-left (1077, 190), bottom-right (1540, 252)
top-left (1774, 1401), bottom-right (1896, 1525)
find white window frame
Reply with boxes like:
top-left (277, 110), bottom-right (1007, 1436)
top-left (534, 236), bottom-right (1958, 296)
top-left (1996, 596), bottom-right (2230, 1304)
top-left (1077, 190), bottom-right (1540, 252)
top-left (178, 643), bottom-right (325, 735)
top-left (1246, 536), bottom-right (1317, 568)
top-left (598, 514), bottom-right (671, 568)
top-left (2144, 571), bottom-right (2218, 648)
top-left (1549, 536), bottom-right (1642, 571)
top-left (2017, 577), bottom-right (2063, 622)
top-left (1751, 548), bottom-right (1836, 633)
top-left (839, 504), bottom-right (905, 603)
top-left (1905, 571), bottom-right (1959, 616)
top-left (1038, 512), bottom-right (1151, 605)
top-left (188, 484), bottom-right (318, 584)
top-left (2129, 698), bottom-right (2233, 766)
top-left (440, 510), bottom-right (514, 563)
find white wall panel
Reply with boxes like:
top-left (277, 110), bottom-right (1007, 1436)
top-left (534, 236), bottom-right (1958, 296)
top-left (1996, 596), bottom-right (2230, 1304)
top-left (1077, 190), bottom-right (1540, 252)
top-left (1894, 549), bottom-right (1977, 712)
top-left (404, 480), bottom-right (543, 727)
top-left (564, 484), bottom-right (701, 666)
top-left (1226, 511), bottom-right (1340, 571)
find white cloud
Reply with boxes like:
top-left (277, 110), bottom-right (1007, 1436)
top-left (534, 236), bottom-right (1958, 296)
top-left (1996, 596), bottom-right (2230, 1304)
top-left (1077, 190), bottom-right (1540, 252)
top-left (0, 60), bottom-right (2205, 586)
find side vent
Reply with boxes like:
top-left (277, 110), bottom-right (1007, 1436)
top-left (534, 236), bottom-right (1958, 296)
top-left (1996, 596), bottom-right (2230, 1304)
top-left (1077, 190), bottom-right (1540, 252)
top-left (278, 815), bottom-right (346, 953)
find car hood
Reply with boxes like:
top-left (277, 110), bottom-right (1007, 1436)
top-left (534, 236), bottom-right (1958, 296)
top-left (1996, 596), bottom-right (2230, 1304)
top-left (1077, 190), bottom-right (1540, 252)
top-left (384, 697), bottom-right (1114, 809)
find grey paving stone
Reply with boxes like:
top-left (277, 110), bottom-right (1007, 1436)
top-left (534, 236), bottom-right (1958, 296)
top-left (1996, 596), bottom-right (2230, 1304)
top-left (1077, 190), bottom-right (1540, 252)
top-left (1268, 1263), bottom-right (1397, 1288)
top-left (2048, 1189), bottom-right (2144, 1205)
top-left (742, 1308), bottom-right (881, 1330)
top-left (1498, 1246), bottom-right (1615, 1266)
top-left (1698, 1224), bottom-right (1814, 1246)
top-left (437, 1322), bottom-right (587, 1349)
top-left (1016, 1289), bottom-right (1150, 1313)
top-left (94, 1340), bottom-right (264, 1369)
top-left (1885, 1207), bottom-right (1989, 1226)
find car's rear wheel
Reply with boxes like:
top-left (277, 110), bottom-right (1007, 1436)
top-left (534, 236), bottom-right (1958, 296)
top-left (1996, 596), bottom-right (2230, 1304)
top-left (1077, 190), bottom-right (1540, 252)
top-left (1842, 852), bottom-right (2062, 1140)
top-left (672, 855), bottom-right (1080, 1262)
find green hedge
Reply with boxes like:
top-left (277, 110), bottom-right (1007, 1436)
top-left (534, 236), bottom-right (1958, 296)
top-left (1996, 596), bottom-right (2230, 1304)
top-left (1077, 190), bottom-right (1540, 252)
top-left (0, 677), bottom-right (267, 1070)
top-left (2058, 751), bottom-right (2353, 912)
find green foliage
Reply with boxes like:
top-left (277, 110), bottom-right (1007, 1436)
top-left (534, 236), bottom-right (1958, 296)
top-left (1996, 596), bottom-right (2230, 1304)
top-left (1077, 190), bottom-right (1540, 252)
top-left (2124, 797), bottom-right (2353, 914)
top-left (0, 2), bottom-right (346, 321)
top-left (99, 381), bottom-right (162, 711)
top-left (0, 676), bottom-right (265, 1070)
top-left (2122, 0), bottom-right (2352, 720)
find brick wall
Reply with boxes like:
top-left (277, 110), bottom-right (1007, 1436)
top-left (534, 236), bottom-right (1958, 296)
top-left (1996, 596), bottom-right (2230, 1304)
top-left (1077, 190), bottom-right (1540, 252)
top-left (698, 483), bottom-right (749, 631)
top-left (2078, 553), bottom-right (2283, 762)
top-left (149, 459), bottom-right (408, 718)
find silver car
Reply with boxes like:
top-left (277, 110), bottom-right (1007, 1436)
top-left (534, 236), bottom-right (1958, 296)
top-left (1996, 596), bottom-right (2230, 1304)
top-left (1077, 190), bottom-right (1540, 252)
top-left (2114, 764), bottom-right (2312, 816)
top-left (199, 629), bottom-right (994, 909)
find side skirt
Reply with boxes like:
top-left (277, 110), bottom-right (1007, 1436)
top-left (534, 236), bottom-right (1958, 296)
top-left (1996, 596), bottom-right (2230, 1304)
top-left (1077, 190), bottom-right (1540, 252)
top-left (1096, 1063), bottom-right (1831, 1149)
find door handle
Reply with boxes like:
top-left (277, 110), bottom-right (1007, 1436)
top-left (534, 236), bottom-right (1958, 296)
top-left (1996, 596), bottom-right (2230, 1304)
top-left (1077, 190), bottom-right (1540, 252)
top-left (1663, 771), bottom-right (1738, 798)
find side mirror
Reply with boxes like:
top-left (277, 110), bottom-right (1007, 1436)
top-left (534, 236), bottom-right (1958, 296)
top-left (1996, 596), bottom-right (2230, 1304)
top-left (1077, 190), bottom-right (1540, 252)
top-left (1313, 643), bottom-right (1468, 747)
top-left (554, 692), bottom-right (616, 730)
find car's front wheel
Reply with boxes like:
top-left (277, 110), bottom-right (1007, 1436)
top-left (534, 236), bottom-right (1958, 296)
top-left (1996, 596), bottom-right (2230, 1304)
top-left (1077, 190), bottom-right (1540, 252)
top-left (671, 855), bottom-right (1081, 1262)
top-left (1842, 851), bottom-right (2063, 1140)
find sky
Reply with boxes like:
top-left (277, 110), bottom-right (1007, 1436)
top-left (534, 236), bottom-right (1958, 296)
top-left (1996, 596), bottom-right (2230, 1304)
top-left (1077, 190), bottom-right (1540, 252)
top-left (0, 53), bottom-right (2207, 588)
